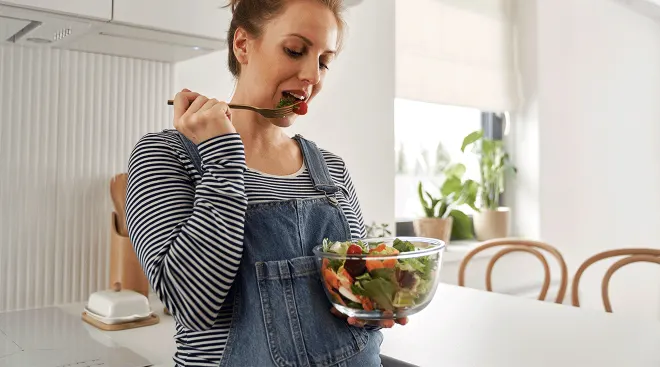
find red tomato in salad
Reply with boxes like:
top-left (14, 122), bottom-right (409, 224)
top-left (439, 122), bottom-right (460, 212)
top-left (347, 244), bottom-right (363, 255)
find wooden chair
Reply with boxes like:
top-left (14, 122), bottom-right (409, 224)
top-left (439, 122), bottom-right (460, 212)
top-left (458, 238), bottom-right (569, 303)
top-left (571, 248), bottom-right (660, 312)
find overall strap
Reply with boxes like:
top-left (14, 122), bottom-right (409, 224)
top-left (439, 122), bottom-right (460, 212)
top-left (177, 131), bottom-right (204, 176)
top-left (293, 134), bottom-right (339, 195)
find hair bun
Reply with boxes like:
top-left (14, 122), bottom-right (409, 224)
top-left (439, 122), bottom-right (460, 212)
top-left (228, 0), bottom-right (241, 12)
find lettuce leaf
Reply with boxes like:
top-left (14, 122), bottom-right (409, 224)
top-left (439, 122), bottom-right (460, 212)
top-left (330, 241), bottom-right (350, 255)
top-left (398, 258), bottom-right (426, 273)
top-left (322, 238), bottom-right (332, 252)
top-left (393, 238), bottom-right (416, 253)
top-left (415, 278), bottom-right (433, 302)
top-left (355, 240), bottom-right (369, 253)
top-left (351, 283), bottom-right (368, 297)
top-left (370, 268), bottom-right (396, 282)
top-left (393, 290), bottom-right (417, 307)
top-left (361, 278), bottom-right (396, 310)
top-left (356, 272), bottom-right (372, 281)
top-left (328, 259), bottom-right (344, 272)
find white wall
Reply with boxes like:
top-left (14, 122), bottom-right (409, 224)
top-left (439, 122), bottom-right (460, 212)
top-left (0, 0), bottom-right (394, 312)
top-left (0, 44), bottom-right (172, 311)
top-left (508, 0), bottom-right (541, 240)
top-left (174, 0), bottom-right (396, 230)
top-left (509, 0), bottom-right (660, 318)
top-left (173, 51), bottom-right (235, 100)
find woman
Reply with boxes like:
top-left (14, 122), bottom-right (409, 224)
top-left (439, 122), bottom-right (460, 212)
top-left (126, 0), bottom-right (405, 366)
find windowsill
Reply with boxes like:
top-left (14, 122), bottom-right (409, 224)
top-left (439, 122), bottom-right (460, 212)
top-left (395, 221), bottom-right (493, 264)
top-left (443, 239), bottom-right (493, 263)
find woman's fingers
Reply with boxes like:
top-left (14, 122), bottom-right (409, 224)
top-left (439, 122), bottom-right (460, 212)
top-left (347, 317), bottom-right (367, 327)
top-left (210, 100), bottom-right (232, 120)
top-left (172, 89), bottom-right (236, 144)
top-left (378, 319), bottom-right (395, 328)
top-left (199, 98), bottom-right (220, 113)
top-left (182, 95), bottom-right (209, 117)
top-left (172, 90), bottom-right (200, 121)
top-left (331, 307), bottom-right (407, 328)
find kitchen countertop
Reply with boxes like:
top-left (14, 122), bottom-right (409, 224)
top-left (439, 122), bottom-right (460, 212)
top-left (56, 283), bottom-right (660, 367)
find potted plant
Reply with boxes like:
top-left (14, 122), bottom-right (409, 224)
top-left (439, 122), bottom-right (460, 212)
top-left (365, 221), bottom-right (392, 238)
top-left (414, 163), bottom-right (479, 244)
top-left (461, 130), bottom-right (517, 240)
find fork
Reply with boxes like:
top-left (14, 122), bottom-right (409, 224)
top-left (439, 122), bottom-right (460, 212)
top-left (166, 99), bottom-right (300, 119)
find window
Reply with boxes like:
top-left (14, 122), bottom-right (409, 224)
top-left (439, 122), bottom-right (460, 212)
top-left (394, 98), bottom-right (506, 222)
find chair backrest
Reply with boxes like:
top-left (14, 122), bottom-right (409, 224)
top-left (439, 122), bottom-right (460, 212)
top-left (571, 248), bottom-right (660, 312)
top-left (458, 238), bottom-right (568, 303)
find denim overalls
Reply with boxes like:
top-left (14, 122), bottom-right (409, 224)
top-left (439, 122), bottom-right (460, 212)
top-left (178, 132), bottom-right (383, 367)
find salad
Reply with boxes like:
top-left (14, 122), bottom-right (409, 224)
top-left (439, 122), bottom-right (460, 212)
top-left (276, 92), bottom-right (308, 115)
top-left (320, 238), bottom-right (438, 312)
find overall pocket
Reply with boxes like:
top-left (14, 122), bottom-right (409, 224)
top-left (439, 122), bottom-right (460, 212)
top-left (256, 256), bottom-right (370, 367)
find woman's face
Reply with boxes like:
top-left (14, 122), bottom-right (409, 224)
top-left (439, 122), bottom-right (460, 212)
top-left (236, 0), bottom-right (339, 127)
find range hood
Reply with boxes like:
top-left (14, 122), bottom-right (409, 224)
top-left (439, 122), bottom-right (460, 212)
top-left (0, 3), bottom-right (226, 62)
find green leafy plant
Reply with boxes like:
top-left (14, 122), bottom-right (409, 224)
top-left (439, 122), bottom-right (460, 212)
top-left (366, 221), bottom-right (392, 238)
top-left (461, 130), bottom-right (517, 210)
top-left (417, 163), bottom-right (479, 239)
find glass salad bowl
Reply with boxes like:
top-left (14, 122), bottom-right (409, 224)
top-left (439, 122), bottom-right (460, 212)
top-left (312, 236), bottom-right (445, 320)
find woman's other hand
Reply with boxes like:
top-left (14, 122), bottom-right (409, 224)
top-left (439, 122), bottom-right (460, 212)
top-left (330, 307), bottom-right (408, 329)
top-left (173, 88), bottom-right (236, 144)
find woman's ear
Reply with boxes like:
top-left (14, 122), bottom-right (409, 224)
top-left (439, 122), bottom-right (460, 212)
top-left (233, 27), bottom-right (249, 66)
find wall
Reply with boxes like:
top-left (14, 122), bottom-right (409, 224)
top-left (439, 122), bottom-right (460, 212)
top-left (174, 0), bottom-right (396, 230)
top-left (509, 0), bottom-right (660, 318)
top-left (0, 44), bottom-right (172, 311)
top-left (508, 0), bottom-right (540, 240)
top-left (0, 0), bottom-right (394, 312)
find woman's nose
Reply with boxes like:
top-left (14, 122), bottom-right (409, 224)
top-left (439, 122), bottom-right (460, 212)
top-left (299, 58), bottom-right (321, 85)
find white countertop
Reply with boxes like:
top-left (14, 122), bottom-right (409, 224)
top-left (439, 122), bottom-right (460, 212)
top-left (55, 283), bottom-right (660, 367)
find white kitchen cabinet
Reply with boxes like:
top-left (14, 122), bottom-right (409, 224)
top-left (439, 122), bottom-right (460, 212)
top-left (111, 0), bottom-right (231, 41)
top-left (0, 0), bottom-right (111, 20)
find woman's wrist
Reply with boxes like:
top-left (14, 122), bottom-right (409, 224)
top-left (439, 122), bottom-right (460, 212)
top-left (197, 133), bottom-right (246, 168)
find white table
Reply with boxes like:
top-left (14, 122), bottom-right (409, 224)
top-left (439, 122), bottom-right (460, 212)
top-left (56, 284), bottom-right (660, 367)
top-left (380, 284), bottom-right (660, 367)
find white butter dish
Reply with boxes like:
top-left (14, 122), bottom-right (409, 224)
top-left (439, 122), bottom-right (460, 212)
top-left (85, 282), bottom-right (152, 324)
top-left (84, 306), bottom-right (152, 325)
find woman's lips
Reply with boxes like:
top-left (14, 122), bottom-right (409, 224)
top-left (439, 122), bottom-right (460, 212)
top-left (279, 90), bottom-right (309, 115)
top-left (282, 90), bottom-right (308, 101)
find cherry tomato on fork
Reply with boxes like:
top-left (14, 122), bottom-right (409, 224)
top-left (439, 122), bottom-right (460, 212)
top-left (294, 101), bottom-right (308, 115)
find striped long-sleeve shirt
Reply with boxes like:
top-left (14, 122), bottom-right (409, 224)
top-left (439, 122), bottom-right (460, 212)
top-left (126, 131), bottom-right (366, 366)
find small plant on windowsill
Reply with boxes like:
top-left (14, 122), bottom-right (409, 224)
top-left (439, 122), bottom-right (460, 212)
top-left (365, 221), bottom-right (392, 238)
top-left (415, 163), bottom-right (479, 244)
top-left (461, 129), bottom-right (517, 240)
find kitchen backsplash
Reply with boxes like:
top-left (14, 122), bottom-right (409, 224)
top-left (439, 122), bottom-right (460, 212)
top-left (0, 43), bottom-right (173, 311)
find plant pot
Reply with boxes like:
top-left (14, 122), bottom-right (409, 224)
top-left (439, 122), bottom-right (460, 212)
top-left (412, 217), bottom-right (453, 245)
top-left (473, 207), bottom-right (510, 241)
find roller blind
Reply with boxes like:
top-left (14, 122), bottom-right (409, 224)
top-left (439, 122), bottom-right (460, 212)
top-left (395, 0), bottom-right (518, 112)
